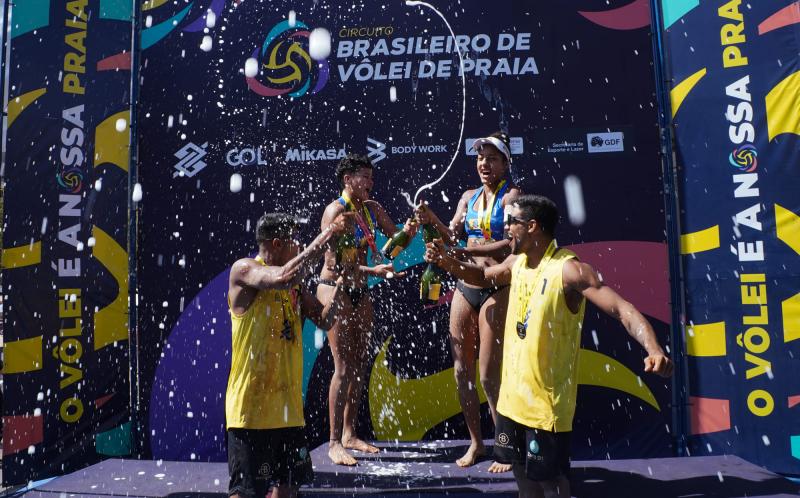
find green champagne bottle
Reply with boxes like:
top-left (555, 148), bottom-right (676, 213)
top-left (336, 230), bottom-right (357, 268)
top-left (422, 222), bottom-right (441, 243)
top-left (381, 219), bottom-right (412, 260)
top-left (420, 263), bottom-right (442, 302)
top-left (420, 222), bottom-right (443, 302)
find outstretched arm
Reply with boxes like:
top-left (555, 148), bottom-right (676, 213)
top-left (563, 259), bottom-right (674, 377)
top-left (232, 213), bottom-right (350, 291)
top-left (424, 239), bottom-right (516, 287)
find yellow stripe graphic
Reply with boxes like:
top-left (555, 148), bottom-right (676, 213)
top-left (1, 241), bottom-right (42, 269)
top-left (776, 204), bottom-right (800, 255)
top-left (3, 336), bottom-right (43, 373)
top-left (686, 321), bottom-right (727, 357)
top-left (92, 227), bottom-right (130, 350)
top-left (765, 71), bottom-right (800, 140)
top-left (782, 292), bottom-right (800, 344)
top-left (680, 225), bottom-right (720, 254)
top-left (94, 111), bottom-right (130, 172)
top-left (577, 349), bottom-right (660, 410)
top-left (369, 338), bottom-right (486, 441)
top-left (142, 0), bottom-right (169, 11)
top-left (7, 88), bottom-right (46, 127)
top-left (671, 68), bottom-right (707, 118)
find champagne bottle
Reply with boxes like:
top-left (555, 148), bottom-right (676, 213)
top-left (420, 263), bottom-right (442, 302)
top-left (422, 222), bottom-right (441, 243)
top-left (381, 219), bottom-right (412, 260)
top-left (420, 222), bottom-right (443, 302)
top-left (336, 230), bottom-right (357, 268)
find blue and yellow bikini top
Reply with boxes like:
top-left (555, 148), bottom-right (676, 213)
top-left (338, 191), bottom-right (377, 248)
top-left (464, 179), bottom-right (509, 242)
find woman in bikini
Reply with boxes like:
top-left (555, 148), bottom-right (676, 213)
top-left (318, 153), bottom-right (417, 466)
top-left (416, 132), bottom-right (520, 470)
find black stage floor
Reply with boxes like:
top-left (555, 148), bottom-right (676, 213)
top-left (17, 440), bottom-right (800, 498)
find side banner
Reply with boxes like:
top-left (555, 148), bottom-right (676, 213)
top-left (137, 0), bottom-right (673, 461)
top-left (1, 0), bottom-right (132, 485)
top-left (661, 0), bottom-right (800, 475)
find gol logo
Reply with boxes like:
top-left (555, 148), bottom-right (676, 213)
top-left (246, 19), bottom-right (329, 98)
top-left (729, 144), bottom-right (758, 172)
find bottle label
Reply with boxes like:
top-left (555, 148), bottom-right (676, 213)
top-left (390, 245), bottom-right (403, 258)
top-left (428, 283), bottom-right (441, 301)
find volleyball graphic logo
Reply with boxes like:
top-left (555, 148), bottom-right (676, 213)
top-left (729, 144), bottom-right (758, 172)
top-left (245, 19), bottom-right (330, 98)
top-left (57, 169), bottom-right (83, 193)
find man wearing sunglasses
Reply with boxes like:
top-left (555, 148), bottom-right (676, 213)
top-left (226, 212), bottom-right (351, 498)
top-left (424, 194), bottom-right (673, 498)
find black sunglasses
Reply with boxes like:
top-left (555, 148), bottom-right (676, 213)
top-left (505, 214), bottom-right (531, 226)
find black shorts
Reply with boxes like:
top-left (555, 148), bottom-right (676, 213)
top-left (493, 412), bottom-right (571, 481)
top-left (227, 427), bottom-right (313, 497)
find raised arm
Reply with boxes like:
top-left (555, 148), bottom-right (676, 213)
top-left (424, 239), bottom-right (516, 287)
top-left (563, 259), bottom-right (674, 377)
top-left (415, 192), bottom-right (469, 246)
top-left (232, 213), bottom-right (349, 291)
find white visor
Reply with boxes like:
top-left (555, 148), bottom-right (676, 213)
top-left (471, 137), bottom-right (511, 164)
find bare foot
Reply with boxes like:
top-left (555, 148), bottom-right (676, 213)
top-left (456, 442), bottom-right (486, 467)
top-left (343, 436), bottom-right (380, 453)
top-left (328, 441), bottom-right (357, 466)
top-left (487, 461), bottom-right (512, 473)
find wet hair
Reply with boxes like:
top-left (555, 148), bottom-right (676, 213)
top-left (255, 213), bottom-right (299, 243)
top-left (335, 153), bottom-right (372, 188)
top-left (514, 195), bottom-right (558, 237)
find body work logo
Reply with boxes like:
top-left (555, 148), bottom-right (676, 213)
top-left (729, 143), bottom-right (757, 172)
top-left (246, 20), bottom-right (330, 98)
top-left (367, 138), bottom-right (387, 163)
top-left (587, 132), bottom-right (624, 153)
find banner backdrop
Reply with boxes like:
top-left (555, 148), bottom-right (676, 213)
top-left (1, 0), bottom-right (132, 485)
top-left (136, 0), bottom-right (673, 462)
top-left (661, 0), bottom-right (800, 475)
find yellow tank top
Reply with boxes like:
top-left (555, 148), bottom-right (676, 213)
top-left (497, 243), bottom-right (586, 432)
top-left (225, 258), bottom-right (305, 429)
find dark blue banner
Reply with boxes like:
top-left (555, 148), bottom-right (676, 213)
top-left (1, 0), bottom-right (132, 485)
top-left (661, 0), bottom-right (800, 476)
top-left (135, 0), bottom-right (673, 462)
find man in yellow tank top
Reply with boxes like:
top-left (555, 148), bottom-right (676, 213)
top-left (227, 212), bottom-right (349, 498)
top-left (425, 195), bottom-right (673, 498)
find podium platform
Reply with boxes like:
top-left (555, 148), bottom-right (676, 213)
top-left (16, 440), bottom-right (800, 498)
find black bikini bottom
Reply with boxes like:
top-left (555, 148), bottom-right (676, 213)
top-left (319, 279), bottom-right (370, 308)
top-left (456, 281), bottom-right (508, 312)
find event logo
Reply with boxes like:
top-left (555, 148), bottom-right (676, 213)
top-left (57, 169), bottom-right (83, 193)
top-left (586, 132), bottom-right (624, 153)
top-left (284, 146), bottom-right (346, 162)
top-left (367, 138), bottom-right (387, 163)
top-left (173, 142), bottom-right (208, 178)
top-left (226, 146), bottom-right (268, 167)
top-left (729, 144), bottom-right (758, 172)
top-left (245, 20), bottom-right (330, 98)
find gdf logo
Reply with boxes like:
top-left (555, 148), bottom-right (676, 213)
top-left (226, 146), bottom-right (268, 167)
top-left (587, 132), bottom-right (624, 153)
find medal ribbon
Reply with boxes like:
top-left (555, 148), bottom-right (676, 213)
top-left (513, 239), bottom-right (557, 329)
top-left (341, 190), bottom-right (379, 255)
top-left (477, 179), bottom-right (507, 240)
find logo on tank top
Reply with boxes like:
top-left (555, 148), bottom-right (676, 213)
top-left (258, 462), bottom-right (272, 477)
